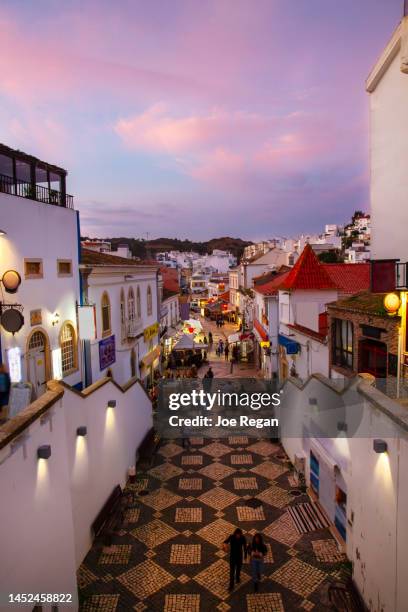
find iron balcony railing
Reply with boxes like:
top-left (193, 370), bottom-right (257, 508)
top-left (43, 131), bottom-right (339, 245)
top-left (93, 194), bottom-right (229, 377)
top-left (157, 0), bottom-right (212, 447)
top-left (127, 317), bottom-right (143, 338)
top-left (0, 173), bottom-right (74, 209)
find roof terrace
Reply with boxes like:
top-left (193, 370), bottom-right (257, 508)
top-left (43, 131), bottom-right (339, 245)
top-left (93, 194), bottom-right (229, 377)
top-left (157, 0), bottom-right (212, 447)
top-left (0, 143), bottom-right (73, 209)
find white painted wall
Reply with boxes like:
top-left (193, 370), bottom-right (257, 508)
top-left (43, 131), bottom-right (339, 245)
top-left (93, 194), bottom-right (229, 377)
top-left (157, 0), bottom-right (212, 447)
top-left (279, 376), bottom-right (408, 612)
top-left (0, 378), bottom-right (153, 609)
top-left (369, 37), bottom-right (408, 263)
top-left (0, 396), bottom-right (78, 610)
top-left (0, 192), bottom-right (81, 392)
top-left (85, 266), bottom-right (159, 385)
top-left (63, 380), bottom-right (153, 565)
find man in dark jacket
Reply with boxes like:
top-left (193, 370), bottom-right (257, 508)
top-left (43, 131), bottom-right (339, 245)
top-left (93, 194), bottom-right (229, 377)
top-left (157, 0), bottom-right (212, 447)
top-left (223, 528), bottom-right (247, 590)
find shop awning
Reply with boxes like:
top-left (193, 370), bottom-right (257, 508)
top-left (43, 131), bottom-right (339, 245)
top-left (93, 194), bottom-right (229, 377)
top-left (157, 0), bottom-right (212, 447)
top-left (140, 345), bottom-right (161, 369)
top-left (254, 319), bottom-right (268, 342)
top-left (278, 333), bottom-right (300, 355)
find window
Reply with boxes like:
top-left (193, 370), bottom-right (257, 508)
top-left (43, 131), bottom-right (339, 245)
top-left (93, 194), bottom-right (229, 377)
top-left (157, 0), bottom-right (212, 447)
top-left (128, 287), bottom-right (135, 322)
top-left (60, 323), bottom-right (77, 375)
top-left (24, 258), bottom-right (43, 279)
top-left (136, 286), bottom-right (141, 318)
top-left (101, 292), bottom-right (111, 336)
top-left (57, 259), bottom-right (72, 277)
top-left (332, 318), bottom-right (354, 369)
top-left (120, 288), bottom-right (126, 339)
top-left (147, 285), bottom-right (153, 315)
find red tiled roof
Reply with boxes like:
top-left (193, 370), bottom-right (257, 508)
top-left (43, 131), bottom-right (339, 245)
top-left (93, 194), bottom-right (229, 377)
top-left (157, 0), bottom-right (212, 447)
top-left (255, 271), bottom-right (290, 295)
top-left (322, 263), bottom-right (370, 294)
top-left (278, 244), bottom-right (336, 290)
top-left (81, 248), bottom-right (155, 267)
top-left (160, 267), bottom-right (180, 293)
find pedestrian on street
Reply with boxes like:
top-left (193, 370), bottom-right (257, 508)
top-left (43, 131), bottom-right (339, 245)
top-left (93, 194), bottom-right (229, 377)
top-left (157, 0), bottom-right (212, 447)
top-left (0, 363), bottom-right (11, 415)
top-left (223, 528), bottom-right (247, 591)
top-left (224, 344), bottom-right (229, 360)
top-left (208, 331), bottom-right (213, 344)
top-left (247, 533), bottom-right (267, 591)
top-left (206, 367), bottom-right (214, 378)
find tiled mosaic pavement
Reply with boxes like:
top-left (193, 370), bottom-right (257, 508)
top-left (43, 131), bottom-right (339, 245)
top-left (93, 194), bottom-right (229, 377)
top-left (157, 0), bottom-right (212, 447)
top-left (78, 437), bottom-right (353, 611)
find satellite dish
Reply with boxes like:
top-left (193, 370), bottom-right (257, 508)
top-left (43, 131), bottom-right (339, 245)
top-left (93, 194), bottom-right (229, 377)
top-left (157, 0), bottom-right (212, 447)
top-left (1, 308), bottom-right (24, 334)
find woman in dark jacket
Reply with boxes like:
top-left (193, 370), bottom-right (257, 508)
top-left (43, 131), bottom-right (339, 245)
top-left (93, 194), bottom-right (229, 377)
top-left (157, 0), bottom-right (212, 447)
top-left (223, 528), bottom-right (247, 590)
top-left (247, 533), bottom-right (267, 591)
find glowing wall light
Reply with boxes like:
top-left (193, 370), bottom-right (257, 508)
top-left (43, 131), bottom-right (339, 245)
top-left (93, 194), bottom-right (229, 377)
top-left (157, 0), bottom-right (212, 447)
top-left (373, 439), bottom-right (387, 454)
top-left (107, 400), bottom-right (116, 408)
top-left (76, 426), bottom-right (87, 437)
top-left (383, 293), bottom-right (401, 316)
top-left (37, 445), bottom-right (51, 460)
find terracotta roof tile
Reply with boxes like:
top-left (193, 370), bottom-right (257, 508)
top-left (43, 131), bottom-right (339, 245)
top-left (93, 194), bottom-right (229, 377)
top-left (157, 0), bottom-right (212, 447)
top-left (322, 263), bottom-right (370, 294)
top-left (278, 244), bottom-right (336, 290)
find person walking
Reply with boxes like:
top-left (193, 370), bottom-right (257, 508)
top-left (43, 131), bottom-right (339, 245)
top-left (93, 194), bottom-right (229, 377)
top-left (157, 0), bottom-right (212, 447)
top-left (247, 533), bottom-right (267, 591)
top-left (208, 331), bottom-right (213, 345)
top-left (223, 528), bottom-right (247, 591)
top-left (224, 344), bottom-right (229, 361)
top-left (0, 364), bottom-right (11, 417)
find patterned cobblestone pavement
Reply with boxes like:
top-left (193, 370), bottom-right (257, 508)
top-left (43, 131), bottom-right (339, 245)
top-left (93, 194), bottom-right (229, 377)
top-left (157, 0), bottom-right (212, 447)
top-left (78, 437), bottom-right (352, 611)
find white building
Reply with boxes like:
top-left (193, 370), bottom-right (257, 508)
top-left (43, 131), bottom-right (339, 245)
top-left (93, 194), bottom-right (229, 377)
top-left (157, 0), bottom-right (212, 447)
top-left (0, 144), bottom-right (81, 406)
top-left (366, 16), bottom-right (408, 263)
top-left (80, 249), bottom-right (161, 387)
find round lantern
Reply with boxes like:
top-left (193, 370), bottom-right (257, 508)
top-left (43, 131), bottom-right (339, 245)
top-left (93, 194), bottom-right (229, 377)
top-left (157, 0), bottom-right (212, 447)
top-left (2, 269), bottom-right (21, 294)
top-left (383, 292), bottom-right (401, 315)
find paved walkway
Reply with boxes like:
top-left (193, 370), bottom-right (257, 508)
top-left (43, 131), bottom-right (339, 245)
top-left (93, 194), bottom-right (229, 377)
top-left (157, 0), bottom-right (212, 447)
top-left (78, 436), bottom-right (354, 611)
top-left (77, 316), bottom-right (357, 610)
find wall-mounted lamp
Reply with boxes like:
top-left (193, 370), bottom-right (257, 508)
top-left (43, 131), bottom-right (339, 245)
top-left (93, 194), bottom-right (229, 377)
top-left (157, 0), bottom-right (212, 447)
top-left (37, 444), bottom-right (51, 459)
top-left (0, 229), bottom-right (7, 236)
top-left (308, 398), bottom-right (317, 406)
top-left (51, 312), bottom-right (60, 326)
top-left (1, 270), bottom-right (21, 294)
top-left (383, 292), bottom-right (401, 316)
top-left (337, 421), bottom-right (348, 433)
top-left (373, 439), bottom-right (387, 454)
top-left (76, 426), bottom-right (87, 437)
top-left (107, 400), bottom-right (116, 408)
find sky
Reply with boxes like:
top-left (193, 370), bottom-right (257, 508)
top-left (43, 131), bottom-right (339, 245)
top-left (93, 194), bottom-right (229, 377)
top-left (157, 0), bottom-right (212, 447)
top-left (0, 0), bottom-right (403, 240)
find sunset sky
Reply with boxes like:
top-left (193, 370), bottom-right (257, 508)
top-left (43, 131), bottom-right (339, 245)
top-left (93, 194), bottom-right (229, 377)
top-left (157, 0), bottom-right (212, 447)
top-left (0, 0), bottom-right (403, 240)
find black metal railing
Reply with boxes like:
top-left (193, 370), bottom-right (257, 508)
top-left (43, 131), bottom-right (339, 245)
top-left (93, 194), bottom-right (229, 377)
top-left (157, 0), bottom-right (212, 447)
top-left (0, 173), bottom-right (74, 209)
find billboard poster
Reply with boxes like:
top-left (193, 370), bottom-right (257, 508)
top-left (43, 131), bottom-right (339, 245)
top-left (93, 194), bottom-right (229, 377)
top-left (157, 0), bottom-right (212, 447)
top-left (99, 335), bottom-right (116, 370)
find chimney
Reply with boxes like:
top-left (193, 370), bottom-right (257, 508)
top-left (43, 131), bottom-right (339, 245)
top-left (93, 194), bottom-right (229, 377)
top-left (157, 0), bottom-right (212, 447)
top-left (401, 8), bottom-right (408, 73)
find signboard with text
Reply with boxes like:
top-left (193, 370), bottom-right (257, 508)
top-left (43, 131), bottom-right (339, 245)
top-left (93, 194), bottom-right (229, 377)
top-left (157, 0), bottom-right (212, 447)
top-left (99, 335), bottom-right (116, 370)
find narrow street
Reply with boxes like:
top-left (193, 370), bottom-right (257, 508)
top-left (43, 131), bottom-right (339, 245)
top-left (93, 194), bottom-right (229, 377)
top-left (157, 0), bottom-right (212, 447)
top-left (78, 317), bottom-right (356, 611)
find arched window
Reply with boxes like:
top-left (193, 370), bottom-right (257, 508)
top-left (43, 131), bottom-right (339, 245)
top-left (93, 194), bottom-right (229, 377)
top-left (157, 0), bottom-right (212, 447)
top-left (136, 286), bottom-right (141, 318)
top-left (120, 288), bottom-right (126, 338)
top-left (147, 285), bottom-right (153, 316)
top-left (128, 287), bottom-right (135, 322)
top-left (60, 322), bottom-right (77, 375)
top-left (101, 292), bottom-right (111, 336)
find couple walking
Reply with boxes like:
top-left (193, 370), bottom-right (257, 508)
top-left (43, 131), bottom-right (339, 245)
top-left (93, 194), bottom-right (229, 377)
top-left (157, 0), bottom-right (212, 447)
top-left (223, 529), bottom-right (267, 592)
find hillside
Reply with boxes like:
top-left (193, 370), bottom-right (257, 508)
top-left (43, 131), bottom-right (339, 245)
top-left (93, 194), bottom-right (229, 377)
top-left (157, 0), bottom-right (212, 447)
top-left (82, 236), bottom-right (253, 259)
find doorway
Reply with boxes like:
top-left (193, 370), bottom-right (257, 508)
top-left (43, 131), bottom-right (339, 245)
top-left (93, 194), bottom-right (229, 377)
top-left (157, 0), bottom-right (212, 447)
top-left (27, 330), bottom-right (50, 397)
top-left (359, 339), bottom-right (387, 378)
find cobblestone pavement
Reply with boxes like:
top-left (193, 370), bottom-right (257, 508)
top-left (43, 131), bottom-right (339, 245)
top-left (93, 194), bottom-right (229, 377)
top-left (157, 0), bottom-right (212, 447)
top-left (78, 435), bottom-right (353, 611)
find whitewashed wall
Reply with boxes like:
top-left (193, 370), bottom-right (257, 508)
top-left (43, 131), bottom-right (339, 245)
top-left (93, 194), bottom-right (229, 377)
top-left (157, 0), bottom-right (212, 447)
top-left (85, 267), bottom-right (159, 385)
top-left (368, 35), bottom-right (408, 263)
top-left (0, 378), bottom-right (153, 610)
top-left (279, 376), bottom-right (408, 612)
top-left (0, 193), bottom-right (81, 388)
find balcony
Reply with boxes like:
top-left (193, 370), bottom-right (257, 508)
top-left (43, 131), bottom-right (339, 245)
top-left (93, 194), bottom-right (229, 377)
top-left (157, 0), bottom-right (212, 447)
top-left (0, 143), bottom-right (74, 209)
top-left (127, 317), bottom-right (143, 338)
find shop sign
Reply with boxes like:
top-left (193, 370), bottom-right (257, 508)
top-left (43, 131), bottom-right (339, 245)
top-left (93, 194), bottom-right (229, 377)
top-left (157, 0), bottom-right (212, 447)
top-left (99, 335), bottom-right (116, 370)
top-left (260, 341), bottom-right (270, 348)
top-left (30, 309), bottom-right (42, 326)
top-left (144, 322), bottom-right (159, 342)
